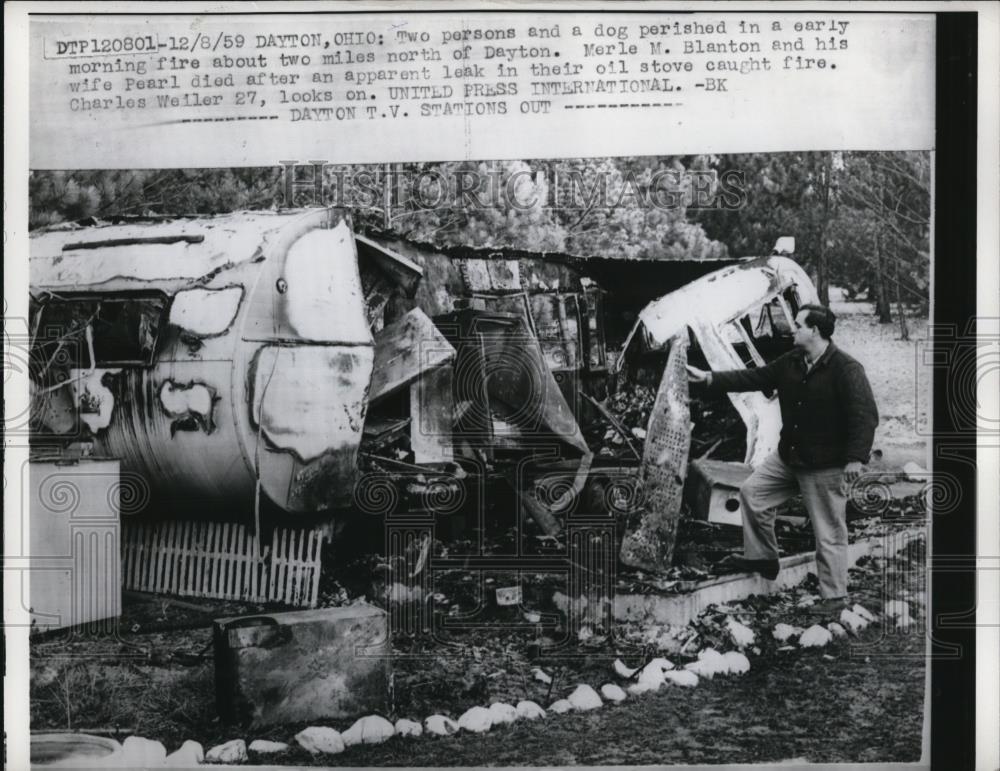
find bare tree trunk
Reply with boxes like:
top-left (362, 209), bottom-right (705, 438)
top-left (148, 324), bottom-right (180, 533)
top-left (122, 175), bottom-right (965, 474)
top-left (815, 239), bottom-right (830, 306)
top-left (873, 230), bottom-right (893, 322)
top-left (894, 256), bottom-right (910, 341)
top-left (383, 163), bottom-right (393, 230)
top-left (816, 155), bottom-right (832, 306)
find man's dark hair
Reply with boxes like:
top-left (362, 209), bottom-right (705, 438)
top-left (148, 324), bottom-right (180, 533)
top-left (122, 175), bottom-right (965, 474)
top-left (799, 303), bottom-right (836, 339)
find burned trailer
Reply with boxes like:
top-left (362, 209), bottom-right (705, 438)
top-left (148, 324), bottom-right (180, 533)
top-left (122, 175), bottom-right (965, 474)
top-left (356, 232), bottom-right (781, 545)
top-left (357, 232), bottom-right (617, 416)
top-left (26, 207), bottom-right (816, 614)
top-left (615, 248), bottom-right (820, 572)
top-left (354, 234), bottom-right (612, 534)
top-left (28, 208), bottom-right (422, 517)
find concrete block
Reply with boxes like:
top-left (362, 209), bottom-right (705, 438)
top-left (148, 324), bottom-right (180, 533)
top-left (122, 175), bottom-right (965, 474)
top-left (214, 605), bottom-right (389, 727)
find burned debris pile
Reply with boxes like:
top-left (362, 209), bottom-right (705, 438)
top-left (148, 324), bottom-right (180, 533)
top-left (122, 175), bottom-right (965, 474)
top-left (27, 209), bottom-right (847, 616)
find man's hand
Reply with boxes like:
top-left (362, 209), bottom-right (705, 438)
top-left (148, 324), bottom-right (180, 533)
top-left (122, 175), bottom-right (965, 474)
top-left (841, 460), bottom-right (864, 495)
top-left (687, 365), bottom-right (710, 384)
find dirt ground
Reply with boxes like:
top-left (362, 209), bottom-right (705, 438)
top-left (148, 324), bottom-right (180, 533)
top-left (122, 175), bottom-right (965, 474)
top-left (829, 297), bottom-right (930, 468)
top-left (30, 528), bottom-right (927, 765)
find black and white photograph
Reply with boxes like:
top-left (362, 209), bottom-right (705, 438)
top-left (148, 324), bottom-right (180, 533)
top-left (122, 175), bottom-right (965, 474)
top-left (4, 5), bottom-right (995, 771)
top-left (23, 152), bottom-right (934, 765)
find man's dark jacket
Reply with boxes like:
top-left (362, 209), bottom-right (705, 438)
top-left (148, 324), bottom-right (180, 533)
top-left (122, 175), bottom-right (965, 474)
top-left (707, 342), bottom-right (879, 469)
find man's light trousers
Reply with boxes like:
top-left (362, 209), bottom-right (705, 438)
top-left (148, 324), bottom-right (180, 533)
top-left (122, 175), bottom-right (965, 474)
top-left (739, 451), bottom-right (849, 599)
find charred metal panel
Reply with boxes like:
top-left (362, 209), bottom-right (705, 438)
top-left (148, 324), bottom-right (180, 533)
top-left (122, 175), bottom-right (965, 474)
top-left (30, 212), bottom-right (302, 295)
top-left (625, 256), bottom-right (817, 354)
top-left (476, 312), bottom-right (587, 454)
top-left (620, 255), bottom-right (817, 470)
top-left (460, 258), bottom-right (521, 292)
top-left (368, 309), bottom-right (455, 402)
top-left (410, 365), bottom-right (455, 464)
top-left (530, 293), bottom-right (582, 371)
top-left (359, 270), bottom-right (395, 332)
top-left (366, 309), bottom-right (456, 466)
top-left (213, 607), bottom-right (389, 727)
top-left (354, 234), bottom-right (423, 298)
top-left (691, 320), bottom-right (782, 467)
top-left (168, 286), bottom-right (243, 338)
top-left (158, 380), bottom-right (217, 435)
top-left (243, 216), bottom-right (372, 345)
top-left (287, 446), bottom-right (366, 511)
top-left (251, 345), bottom-right (373, 463)
top-left (97, 364), bottom-right (256, 512)
top-left (354, 237), bottom-right (465, 318)
top-left (619, 335), bottom-right (691, 573)
top-left (518, 258), bottom-right (582, 294)
top-left (437, 309), bottom-right (591, 533)
top-left (30, 208), bottom-right (381, 517)
top-left (248, 342), bottom-right (373, 511)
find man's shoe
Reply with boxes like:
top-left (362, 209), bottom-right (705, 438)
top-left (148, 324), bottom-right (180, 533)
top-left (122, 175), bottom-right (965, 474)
top-left (718, 556), bottom-right (780, 581)
top-left (807, 597), bottom-right (849, 616)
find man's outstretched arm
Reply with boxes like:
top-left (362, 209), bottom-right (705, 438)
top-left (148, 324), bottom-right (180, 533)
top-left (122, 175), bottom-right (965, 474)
top-left (687, 358), bottom-right (782, 393)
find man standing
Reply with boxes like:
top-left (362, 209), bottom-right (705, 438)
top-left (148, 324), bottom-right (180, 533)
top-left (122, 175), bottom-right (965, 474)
top-left (687, 304), bottom-right (879, 615)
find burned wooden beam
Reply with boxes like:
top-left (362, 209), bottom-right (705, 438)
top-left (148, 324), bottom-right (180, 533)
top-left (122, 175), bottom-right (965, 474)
top-left (580, 390), bottom-right (642, 460)
top-left (368, 309), bottom-right (455, 402)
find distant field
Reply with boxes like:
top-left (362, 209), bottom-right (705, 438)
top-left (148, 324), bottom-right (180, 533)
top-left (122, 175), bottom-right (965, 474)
top-left (829, 299), bottom-right (930, 469)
